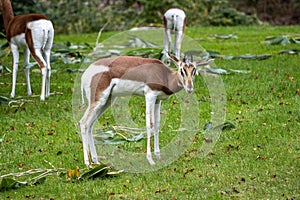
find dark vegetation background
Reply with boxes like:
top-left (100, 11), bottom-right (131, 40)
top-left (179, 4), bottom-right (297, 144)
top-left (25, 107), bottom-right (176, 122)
top-left (0, 0), bottom-right (299, 35)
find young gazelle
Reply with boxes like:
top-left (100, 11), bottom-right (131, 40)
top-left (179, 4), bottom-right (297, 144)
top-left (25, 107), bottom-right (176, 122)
top-left (163, 8), bottom-right (186, 60)
top-left (0, 0), bottom-right (54, 100)
top-left (80, 54), bottom-right (213, 166)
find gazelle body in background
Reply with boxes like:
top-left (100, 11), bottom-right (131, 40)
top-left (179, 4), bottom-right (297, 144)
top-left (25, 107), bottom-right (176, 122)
top-left (163, 8), bottom-right (186, 60)
top-left (0, 0), bottom-right (54, 100)
top-left (79, 54), bottom-right (213, 166)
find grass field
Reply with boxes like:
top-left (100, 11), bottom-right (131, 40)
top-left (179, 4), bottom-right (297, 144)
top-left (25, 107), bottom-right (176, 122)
top-left (0, 25), bottom-right (299, 199)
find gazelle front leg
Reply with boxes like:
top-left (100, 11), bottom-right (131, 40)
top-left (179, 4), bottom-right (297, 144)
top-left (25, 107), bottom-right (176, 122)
top-left (145, 92), bottom-right (157, 165)
top-left (10, 44), bottom-right (19, 99)
top-left (154, 100), bottom-right (161, 160)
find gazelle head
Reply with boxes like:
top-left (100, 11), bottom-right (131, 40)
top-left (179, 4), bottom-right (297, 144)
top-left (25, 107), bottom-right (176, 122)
top-left (168, 54), bottom-right (197, 93)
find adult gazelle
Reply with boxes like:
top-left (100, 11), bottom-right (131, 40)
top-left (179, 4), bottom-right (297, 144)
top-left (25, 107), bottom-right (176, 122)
top-left (79, 54), bottom-right (213, 166)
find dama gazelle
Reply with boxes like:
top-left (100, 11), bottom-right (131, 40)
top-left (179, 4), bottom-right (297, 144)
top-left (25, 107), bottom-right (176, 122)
top-left (79, 54), bottom-right (213, 166)
top-left (163, 8), bottom-right (186, 60)
top-left (0, 0), bottom-right (54, 100)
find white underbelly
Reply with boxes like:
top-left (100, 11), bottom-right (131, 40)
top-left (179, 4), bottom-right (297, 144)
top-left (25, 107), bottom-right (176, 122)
top-left (111, 79), bottom-right (145, 97)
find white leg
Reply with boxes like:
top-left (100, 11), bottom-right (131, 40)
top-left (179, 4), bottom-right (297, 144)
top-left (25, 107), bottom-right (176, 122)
top-left (40, 67), bottom-right (47, 101)
top-left (79, 85), bottom-right (94, 166)
top-left (174, 30), bottom-right (183, 59)
top-left (10, 44), bottom-right (19, 99)
top-left (145, 93), bottom-right (157, 165)
top-left (86, 115), bottom-right (100, 165)
top-left (154, 100), bottom-right (161, 159)
top-left (164, 28), bottom-right (172, 65)
top-left (80, 105), bottom-right (103, 166)
top-left (28, 25), bottom-right (54, 99)
top-left (46, 28), bottom-right (54, 98)
top-left (164, 28), bottom-right (172, 54)
top-left (88, 96), bottom-right (116, 164)
top-left (79, 87), bottom-right (115, 166)
top-left (80, 118), bottom-right (91, 166)
top-left (46, 67), bottom-right (51, 98)
top-left (24, 47), bottom-right (32, 96)
top-left (44, 47), bottom-right (52, 98)
top-left (32, 48), bottom-right (47, 100)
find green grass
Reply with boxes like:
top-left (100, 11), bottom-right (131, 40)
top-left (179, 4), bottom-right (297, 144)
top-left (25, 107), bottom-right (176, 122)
top-left (0, 26), bottom-right (299, 199)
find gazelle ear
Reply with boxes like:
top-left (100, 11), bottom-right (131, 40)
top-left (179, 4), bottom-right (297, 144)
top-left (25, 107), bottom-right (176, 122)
top-left (195, 59), bottom-right (214, 75)
top-left (196, 59), bottom-right (214, 66)
top-left (166, 52), bottom-right (181, 66)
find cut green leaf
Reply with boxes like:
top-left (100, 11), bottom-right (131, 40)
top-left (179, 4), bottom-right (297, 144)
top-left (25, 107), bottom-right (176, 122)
top-left (0, 178), bottom-right (27, 191)
top-left (32, 177), bottom-right (46, 186)
top-left (210, 34), bottom-right (238, 39)
top-left (79, 164), bottom-right (109, 180)
top-left (265, 35), bottom-right (300, 45)
top-left (279, 49), bottom-right (299, 55)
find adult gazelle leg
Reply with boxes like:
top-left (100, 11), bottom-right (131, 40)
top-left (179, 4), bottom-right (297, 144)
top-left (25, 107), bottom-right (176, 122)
top-left (145, 92), bottom-right (157, 165)
top-left (23, 47), bottom-right (32, 96)
top-left (174, 30), bottom-right (184, 59)
top-left (79, 87), bottom-right (115, 166)
top-left (87, 95), bottom-right (116, 164)
top-left (10, 44), bottom-right (19, 98)
top-left (153, 100), bottom-right (161, 160)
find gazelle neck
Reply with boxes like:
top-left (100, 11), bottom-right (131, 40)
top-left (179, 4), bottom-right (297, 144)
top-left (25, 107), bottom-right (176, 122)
top-left (166, 71), bottom-right (184, 94)
top-left (1, 0), bottom-right (14, 30)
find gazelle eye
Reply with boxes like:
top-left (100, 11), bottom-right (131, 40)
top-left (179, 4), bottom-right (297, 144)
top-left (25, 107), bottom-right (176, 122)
top-left (192, 68), bottom-right (196, 76)
top-left (180, 68), bottom-right (185, 77)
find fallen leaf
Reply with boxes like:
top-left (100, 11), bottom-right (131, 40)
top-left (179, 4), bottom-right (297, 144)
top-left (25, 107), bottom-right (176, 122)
top-left (67, 166), bottom-right (80, 179)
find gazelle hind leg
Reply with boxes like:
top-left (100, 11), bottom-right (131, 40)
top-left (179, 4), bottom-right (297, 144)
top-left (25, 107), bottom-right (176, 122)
top-left (44, 33), bottom-right (53, 98)
top-left (87, 96), bottom-right (116, 164)
top-left (26, 27), bottom-right (52, 100)
top-left (80, 105), bottom-right (104, 166)
top-left (84, 110), bottom-right (100, 165)
top-left (79, 116), bottom-right (92, 166)
top-left (164, 29), bottom-right (172, 65)
top-left (24, 47), bottom-right (32, 96)
top-left (31, 48), bottom-right (47, 101)
top-left (44, 48), bottom-right (51, 98)
top-left (164, 29), bottom-right (172, 54)
top-left (80, 85), bottom-right (115, 166)
top-left (174, 30), bottom-right (183, 59)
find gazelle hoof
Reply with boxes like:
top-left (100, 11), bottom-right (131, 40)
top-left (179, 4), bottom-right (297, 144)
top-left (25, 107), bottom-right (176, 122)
top-left (147, 156), bottom-right (155, 165)
top-left (154, 152), bottom-right (161, 160)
